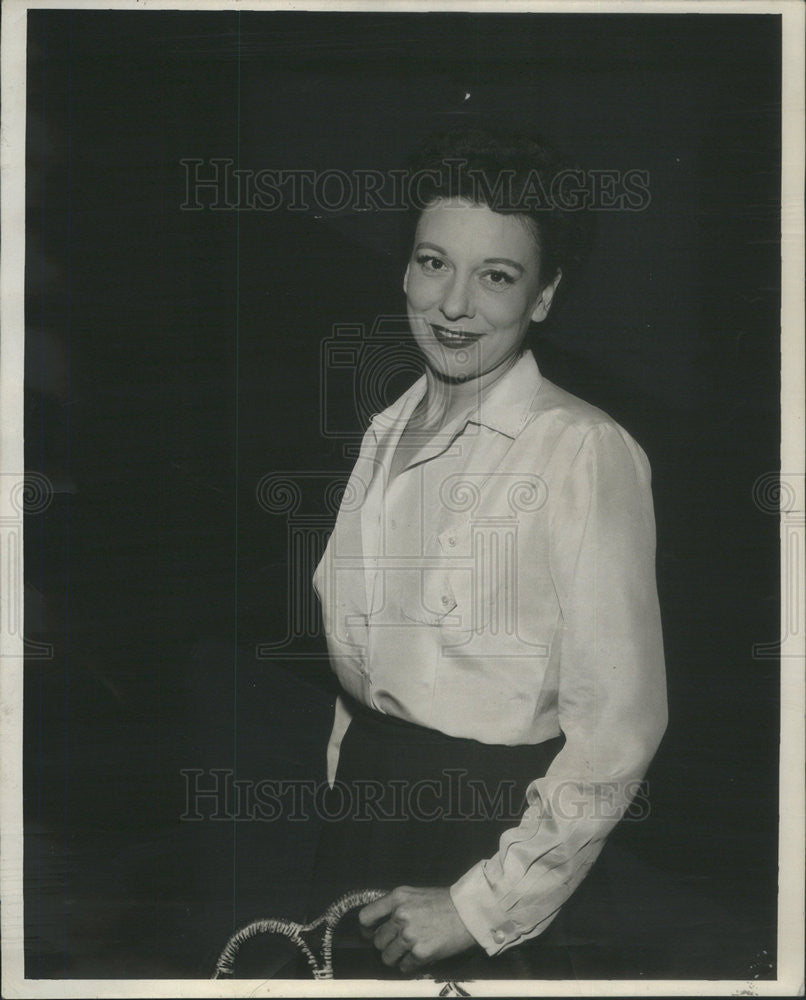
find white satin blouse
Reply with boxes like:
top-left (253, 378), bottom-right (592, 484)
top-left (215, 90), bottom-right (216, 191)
top-left (312, 348), bottom-right (667, 956)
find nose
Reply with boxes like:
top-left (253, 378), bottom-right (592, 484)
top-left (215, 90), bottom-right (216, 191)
top-left (439, 272), bottom-right (475, 322)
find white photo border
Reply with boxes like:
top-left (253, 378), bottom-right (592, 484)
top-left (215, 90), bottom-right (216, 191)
top-left (1, 1), bottom-right (803, 997)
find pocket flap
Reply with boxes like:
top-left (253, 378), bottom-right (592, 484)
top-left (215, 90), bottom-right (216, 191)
top-left (400, 570), bottom-right (458, 625)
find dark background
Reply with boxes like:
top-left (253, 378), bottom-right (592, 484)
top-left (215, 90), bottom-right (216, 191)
top-left (24, 9), bottom-right (780, 981)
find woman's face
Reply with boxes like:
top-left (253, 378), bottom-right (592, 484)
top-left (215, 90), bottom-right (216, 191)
top-left (404, 197), bottom-right (560, 381)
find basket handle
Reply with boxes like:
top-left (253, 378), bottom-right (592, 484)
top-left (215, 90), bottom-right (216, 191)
top-left (212, 888), bottom-right (387, 980)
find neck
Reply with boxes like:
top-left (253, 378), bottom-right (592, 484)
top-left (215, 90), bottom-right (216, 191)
top-left (414, 348), bottom-right (526, 429)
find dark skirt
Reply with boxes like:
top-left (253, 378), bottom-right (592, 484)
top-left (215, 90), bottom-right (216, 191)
top-left (306, 695), bottom-right (579, 979)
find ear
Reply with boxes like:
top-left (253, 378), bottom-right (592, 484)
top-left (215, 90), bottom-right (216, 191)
top-left (403, 263), bottom-right (410, 296)
top-left (530, 269), bottom-right (562, 324)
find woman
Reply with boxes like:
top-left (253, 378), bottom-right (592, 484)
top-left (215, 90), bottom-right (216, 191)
top-left (309, 126), bottom-right (667, 979)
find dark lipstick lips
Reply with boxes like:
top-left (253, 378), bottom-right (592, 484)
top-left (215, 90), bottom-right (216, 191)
top-left (430, 324), bottom-right (483, 349)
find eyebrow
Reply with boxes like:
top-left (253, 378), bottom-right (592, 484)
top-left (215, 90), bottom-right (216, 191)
top-left (415, 243), bottom-right (525, 274)
top-left (483, 257), bottom-right (525, 274)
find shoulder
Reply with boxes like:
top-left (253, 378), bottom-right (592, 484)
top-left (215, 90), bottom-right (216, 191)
top-left (523, 376), bottom-right (652, 478)
top-left (529, 376), bottom-right (622, 437)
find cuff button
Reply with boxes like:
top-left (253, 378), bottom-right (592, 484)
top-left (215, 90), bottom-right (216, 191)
top-left (492, 929), bottom-right (506, 944)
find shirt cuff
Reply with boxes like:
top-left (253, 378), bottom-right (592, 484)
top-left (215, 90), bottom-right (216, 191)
top-left (450, 862), bottom-right (521, 957)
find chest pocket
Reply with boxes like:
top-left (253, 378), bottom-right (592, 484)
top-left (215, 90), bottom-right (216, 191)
top-left (399, 518), bottom-right (500, 633)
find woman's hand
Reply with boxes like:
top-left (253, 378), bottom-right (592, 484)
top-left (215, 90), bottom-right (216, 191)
top-left (358, 886), bottom-right (476, 974)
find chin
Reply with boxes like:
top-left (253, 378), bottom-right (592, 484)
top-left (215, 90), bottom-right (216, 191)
top-left (421, 346), bottom-right (478, 376)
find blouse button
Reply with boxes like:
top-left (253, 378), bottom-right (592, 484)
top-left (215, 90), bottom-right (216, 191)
top-left (492, 929), bottom-right (506, 944)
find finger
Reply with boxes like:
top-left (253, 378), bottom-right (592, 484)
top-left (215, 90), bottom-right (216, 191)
top-left (399, 951), bottom-right (423, 975)
top-left (380, 935), bottom-right (410, 968)
top-left (371, 920), bottom-right (400, 952)
top-left (358, 891), bottom-right (397, 928)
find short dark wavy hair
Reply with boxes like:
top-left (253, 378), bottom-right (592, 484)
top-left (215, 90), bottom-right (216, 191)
top-left (404, 125), bottom-right (596, 311)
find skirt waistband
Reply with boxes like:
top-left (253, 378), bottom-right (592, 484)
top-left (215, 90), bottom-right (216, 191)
top-left (343, 692), bottom-right (565, 758)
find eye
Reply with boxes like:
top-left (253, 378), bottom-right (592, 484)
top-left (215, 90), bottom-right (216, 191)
top-left (481, 269), bottom-right (517, 289)
top-left (415, 253), bottom-right (450, 275)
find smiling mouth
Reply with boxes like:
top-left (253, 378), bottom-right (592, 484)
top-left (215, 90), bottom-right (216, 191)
top-left (430, 324), bottom-right (484, 349)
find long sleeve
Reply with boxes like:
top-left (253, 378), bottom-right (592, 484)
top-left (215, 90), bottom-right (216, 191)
top-left (450, 422), bottom-right (668, 955)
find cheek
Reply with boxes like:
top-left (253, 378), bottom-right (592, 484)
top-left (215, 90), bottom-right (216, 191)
top-left (404, 270), bottom-right (433, 310)
top-left (484, 292), bottom-right (533, 331)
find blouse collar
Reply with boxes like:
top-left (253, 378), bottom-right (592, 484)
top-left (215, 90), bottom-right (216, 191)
top-left (368, 348), bottom-right (544, 442)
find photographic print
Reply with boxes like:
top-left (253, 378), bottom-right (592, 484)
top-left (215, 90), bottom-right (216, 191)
top-left (1, 1), bottom-right (803, 996)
